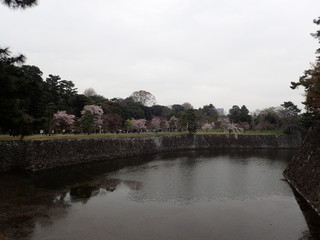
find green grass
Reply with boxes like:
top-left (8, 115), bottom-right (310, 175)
top-left (197, 129), bottom-right (284, 135)
top-left (0, 129), bottom-right (284, 141)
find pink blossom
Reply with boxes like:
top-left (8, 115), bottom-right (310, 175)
top-left (81, 105), bottom-right (103, 117)
top-left (53, 111), bottom-right (75, 129)
top-left (132, 119), bottom-right (147, 130)
top-left (161, 120), bottom-right (169, 130)
top-left (150, 117), bottom-right (161, 130)
top-left (81, 105), bottom-right (104, 126)
top-left (169, 116), bottom-right (178, 129)
top-left (202, 122), bottom-right (215, 131)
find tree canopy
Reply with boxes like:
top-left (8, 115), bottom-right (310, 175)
top-left (1, 46), bottom-right (306, 137)
top-left (1, 0), bottom-right (37, 9)
top-left (130, 90), bottom-right (156, 107)
top-left (291, 17), bottom-right (320, 120)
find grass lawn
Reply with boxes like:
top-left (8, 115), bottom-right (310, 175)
top-left (0, 129), bottom-right (284, 141)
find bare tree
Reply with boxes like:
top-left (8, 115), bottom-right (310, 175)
top-left (84, 88), bottom-right (97, 97)
top-left (130, 90), bottom-right (156, 107)
top-left (182, 102), bottom-right (193, 110)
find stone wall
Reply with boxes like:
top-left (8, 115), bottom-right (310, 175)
top-left (0, 134), bottom-right (301, 172)
top-left (283, 124), bottom-right (320, 214)
top-left (0, 141), bottom-right (26, 171)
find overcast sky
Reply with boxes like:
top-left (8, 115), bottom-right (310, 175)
top-left (1, 0), bottom-right (320, 112)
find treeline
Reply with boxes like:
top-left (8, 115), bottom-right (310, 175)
top-left (1, 47), bottom-right (307, 137)
top-left (0, 48), bottom-right (218, 136)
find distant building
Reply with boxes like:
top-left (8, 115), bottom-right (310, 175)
top-left (216, 108), bottom-right (224, 115)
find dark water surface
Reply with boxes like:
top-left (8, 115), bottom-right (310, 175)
top-left (1, 150), bottom-right (320, 240)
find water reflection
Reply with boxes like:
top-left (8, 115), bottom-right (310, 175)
top-left (57, 178), bottom-right (142, 204)
top-left (0, 150), bottom-right (319, 240)
top-left (292, 188), bottom-right (320, 239)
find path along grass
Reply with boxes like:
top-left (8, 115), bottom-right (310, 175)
top-left (0, 129), bottom-right (284, 141)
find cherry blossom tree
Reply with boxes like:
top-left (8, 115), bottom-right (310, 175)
top-left (221, 119), bottom-right (243, 139)
top-left (150, 117), bottom-right (161, 132)
top-left (202, 122), bottom-right (215, 132)
top-left (80, 105), bottom-right (103, 133)
top-left (169, 116), bottom-right (178, 131)
top-left (239, 122), bottom-right (250, 133)
top-left (131, 119), bottom-right (147, 132)
top-left (254, 121), bottom-right (273, 132)
top-left (53, 111), bottom-right (75, 132)
top-left (161, 119), bottom-right (169, 131)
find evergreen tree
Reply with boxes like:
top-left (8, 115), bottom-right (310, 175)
top-left (291, 17), bottom-right (320, 121)
top-left (1, 0), bottom-right (37, 9)
top-left (180, 109), bottom-right (197, 134)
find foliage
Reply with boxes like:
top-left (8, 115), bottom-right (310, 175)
top-left (228, 105), bottom-right (251, 124)
top-left (1, 46), bottom-right (306, 138)
top-left (169, 116), bottom-right (179, 130)
top-left (228, 105), bottom-right (241, 123)
top-left (124, 119), bottom-right (133, 131)
top-left (240, 105), bottom-right (252, 123)
top-left (200, 104), bottom-right (218, 117)
top-left (150, 105), bottom-right (171, 118)
top-left (179, 109), bottom-right (197, 134)
top-left (102, 113), bottom-right (123, 132)
top-left (42, 74), bottom-right (77, 113)
top-left (278, 101), bottom-right (302, 134)
top-left (197, 104), bottom-right (219, 127)
top-left (254, 121), bottom-right (274, 132)
top-left (291, 17), bottom-right (320, 121)
top-left (251, 103), bottom-right (303, 134)
top-left (0, 47), bottom-right (31, 136)
top-left (220, 119), bottom-right (243, 139)
top-left (1, 0), bottom-right (37, 9)
top-left (79, 105), bottom-right (103, 133)
top-left (171, 104), bottom-right (185, 115)
top-left (253, 107), bottom-right (280, 130)
top-left (201, 122), bottom-right (215, 132)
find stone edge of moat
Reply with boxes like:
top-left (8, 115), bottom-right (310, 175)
top-left (283, 123), bottom-right (320, 216)
top-left (0, 134), bottom-right (301, 172)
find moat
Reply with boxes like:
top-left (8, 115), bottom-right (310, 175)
top-left (1, 150), bottom-right (319, 240)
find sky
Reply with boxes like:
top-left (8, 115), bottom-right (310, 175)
top-left (1, 0), bottom-right (320, 113)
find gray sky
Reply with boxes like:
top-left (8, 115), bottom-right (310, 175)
top-left (1, 0), bottom-right (320, 112)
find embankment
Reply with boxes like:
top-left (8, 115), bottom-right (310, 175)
top-left (0, 134), bottom-right (300, 172)
top-left (284, 124), bottom-right (320, 214)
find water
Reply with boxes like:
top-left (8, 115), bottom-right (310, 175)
top-left (0, 150), bottom-right (319, 240)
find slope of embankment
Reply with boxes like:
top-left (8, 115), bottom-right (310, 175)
top-left (284, 124), bottom-right (320, 214)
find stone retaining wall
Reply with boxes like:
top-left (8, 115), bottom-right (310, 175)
top-left (0, 134), bottom-right (301, 172)
top-left (283, 124), bottom-right (320, 214)
top-left (0, 141), bottom-right (26, 171)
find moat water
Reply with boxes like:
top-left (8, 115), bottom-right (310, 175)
top-left (1, 150), bottom-right (319, 240)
